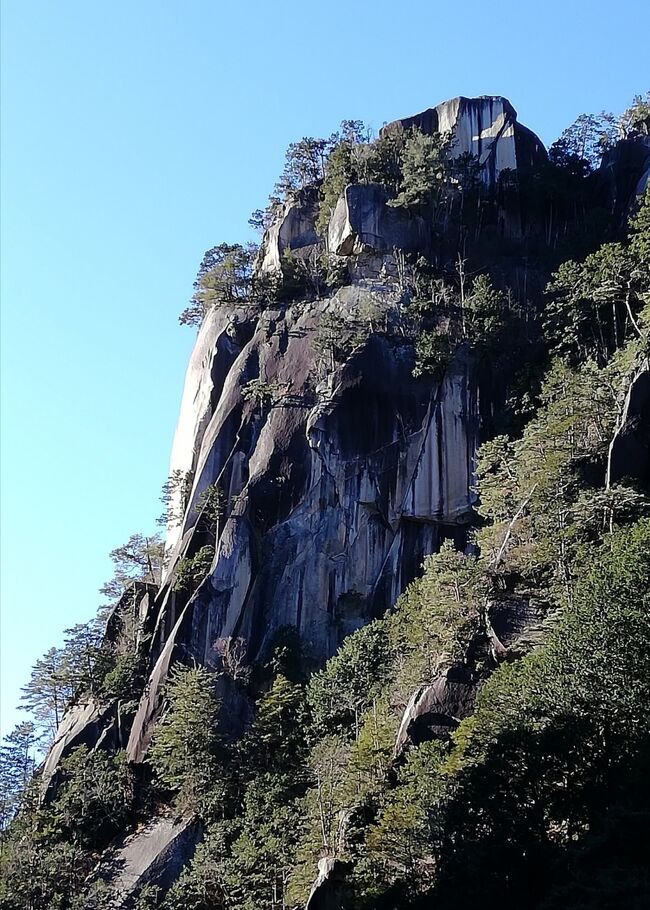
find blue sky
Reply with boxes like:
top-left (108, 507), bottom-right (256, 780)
top-left (1, 0), bottom-right (648, 738)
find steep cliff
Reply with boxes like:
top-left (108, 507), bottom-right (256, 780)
top-left (127, 287), bottom-right (482, 762)
top-left (21, 94), bottom-right (650, 910)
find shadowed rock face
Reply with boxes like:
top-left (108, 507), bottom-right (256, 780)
top-left (607, 363), bottom-right (650, 491)
top-left (595, 137), bottom-right (650, 226)
top-left (305, 857), bottom-right (351, 910)
top-left (127, 283), bottom-right (484, 761)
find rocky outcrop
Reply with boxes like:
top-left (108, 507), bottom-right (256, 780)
top-left (486, 593), bottom-right (546, 659)
top-left (40, 583), bottom-right (157, 793)
top-left (595, 136), bottom-right (650, 225)
top-left (96, 815), bottom-right (201, 908)
top-left (127, 285), bottom-right (482, 761)
top-left (393, 669), bottom-right (476, 758)
top-left (607, 364), bottom-right (650, 491)
top-left (381, 95), bottom-right (547, 188)
top-left (258, 186), bottom-right (321, 275)
top-left (40, 699), bottom-right (118, 797)
top-left (328, 183), bottom-right (428, 257)
top-left (305, 857), bottom-right (351, 910)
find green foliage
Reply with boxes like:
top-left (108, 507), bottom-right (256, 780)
top-left (53, 746), bottom-right (134, 848)
top-left (100, 649), bottom-right (141, 702)
top-left (412, 330), bottom-right (453, 378)
top-left (238, 675), bottom-right (308, 774)
top-left (0, 833), bottom-right (91, 910)
top-left (180, 243), bottom-right (257, 326)
top-left (196, 482), bottom-right (225, 538)
top-left (308, 623), bottom-right (390, 735)
top-left (241, 378), bottom-right (282, 411)
top-left (0, 722), bottom-right (39, 830)
top-left (389, 128), bottom-right (452, 214)
top-left (174, 544), bottom-right (215, 593)
top-left (100, 531), bottom-right (164, 601)
top-left (163, 829), bottom-right (228, 909)
top-left (147, 665), bottom-right (221, 813)
top-left (549, 111), bottom-right (617, 170)
top-left (18, 620), bottom-right (114, 739)
top-left (428, 520), bottom-right (650, 908)
top-left (275, 137), bottom-right (331, 199)
top-left (158, 469), bottom-right (193, 528)
top-left (617, 91), bottom-right (650, 139)
top-left (223, 775), bottom-right (303, 910)
top-left (311, 310), bottom-right (366, 371)
top-left (463, 274), bottom-right (509, 352)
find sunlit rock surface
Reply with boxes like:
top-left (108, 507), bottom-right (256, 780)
top-left (97, 815), bottom-right (201, 908)
top-left (328, 183), bottom-right (428, 256)
top-left (381, 94), bottom-right (547, 187)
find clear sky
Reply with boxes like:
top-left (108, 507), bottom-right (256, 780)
top-left (1, 0), bottom-right (648, 738)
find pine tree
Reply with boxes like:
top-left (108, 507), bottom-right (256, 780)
top-left (0, 722), bottom-right (40, 829)
top-left (147, 665), bottom-right (221, 812)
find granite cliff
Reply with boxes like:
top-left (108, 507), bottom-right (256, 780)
top-left (31, 94), bottom-right (650, 908)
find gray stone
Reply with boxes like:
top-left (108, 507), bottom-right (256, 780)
top-left (607, 364), bottom-right (650, 490)
top-left (381, 95), bottom-right (547, 188)
top-left (127, 288), bottom-right (482, 760)
top-left (258, 185), bottom-right (321, 275)
top-left (393, 670), bottom-right (476, 758)
top-left (327, 183), bottom-right (428, 256)
top-left (40, 698), bottom-right (117, 798)
top-left (305, 857), bottom-right (351, 910)
top-left (97, 815), bottom-right (201, 907)
top-left (486, 594), bottom-right (546, 659)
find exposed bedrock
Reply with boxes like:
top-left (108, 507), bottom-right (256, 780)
top-left (328, 183), bottom-right (429, 256)
top-left (126, 283), bottom-right (484, 762)
top-left (258, 184), bottom-right (321, 275)
top-left (256, 96), bottom-right (548, 275)
top-left (305, 857), bottom-right (351, 910)
top-left (595, 136), bottom-right (650, 225)
top-left (607, 363), bottom-right (650, 491)
top-left (95, 815), bottom-right (202, 908)
top-left (381, 95), bottom-right (547, 188)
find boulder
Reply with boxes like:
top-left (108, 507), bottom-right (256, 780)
top-left (97, 815), bottom-right (201, 907)
top-left (258, 185), bottom-right (321, 275)
top-left (381, 95), bottom-right (547, 188)
top-left (327, 183), bottom-right (428, 256)
top-left (305, 857), bottom-right (351, 910)
top-left (394, 669), bottom-right (476, 758)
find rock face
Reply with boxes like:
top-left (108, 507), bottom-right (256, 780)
top-left (607, 364), bottom-right (650, 491)
top-left (393, 669), bottom-right (476, 758)
top-left (258, 185), bottom-right (321, 275)
top-left (40, 583), bottom-right (157, 797)
top-left (256, 96), bottom-right (547, 273)
top-left (381, 95), bottom-right (547, 188)
top-left (328, 183), bottom-right (428, 257)
top-left (305, 857), bottom-right (351, 910)
top-left (595, 136), bottom-right (650, 225)
top-left (127, 284), bottom-right (482, 761)
top-left (96, 815), bottom-right (201, 908)
top-left (123, 99), bottom-right (550, 762)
